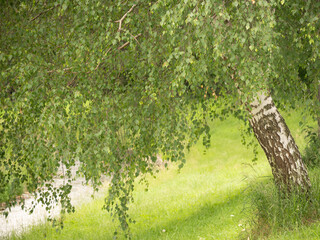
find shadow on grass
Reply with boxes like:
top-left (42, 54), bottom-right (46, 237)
top-left (130, 189), bottom-right (250, 240)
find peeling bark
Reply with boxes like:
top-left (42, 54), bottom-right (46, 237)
top-left (249, 92), bottom-right (311, 191)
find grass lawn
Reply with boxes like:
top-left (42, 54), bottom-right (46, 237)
top-left (7, 110), bottom-right (320, 240)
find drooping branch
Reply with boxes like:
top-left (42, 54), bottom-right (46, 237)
top-left (91, 48), bottom-right (112, 72)
top-left (30, 4), bottom-right (60, 22)
top-left (46, 33), bottom-right (141, 75)
top-left (47, 67), bottom-right (73, 74)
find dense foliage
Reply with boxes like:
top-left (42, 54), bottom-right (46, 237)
top-left (1, 0), bottom-right (319, 236)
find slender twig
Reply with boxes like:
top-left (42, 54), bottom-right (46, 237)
top-left (115, 4), bottom-right (136, 32)
top-left (128, 32), bottom-right (141, 45)
top-left (85, 48), bottom-right (113, 73)
top-left (118, 33), bottom-right (141, 50)
top-left (67, 75), bottom-right (77, 87)
top-left (88, 32), bottom-right (141, 72)
top-left (93, 48), bottom-right (112, 71)
top-left (47, 32), bottom-right (140, 75)
top-left (30, 4), bottom-right (60, 22)
top-left (118, 41), bottom-right (130, 50)
top-left (47, 67), bottom-right (73, 73)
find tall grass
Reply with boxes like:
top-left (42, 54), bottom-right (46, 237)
top-left (245, 168), bottom-right (320, 239)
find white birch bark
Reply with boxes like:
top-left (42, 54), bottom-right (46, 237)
top-left (249, 92), bottom-right (311, 190)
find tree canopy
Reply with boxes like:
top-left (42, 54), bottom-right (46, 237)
top-left (1, 0), bottom-right (320, 236)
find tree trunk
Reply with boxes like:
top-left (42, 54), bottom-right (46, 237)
top-left (249, 92), bottom-right (311, 191)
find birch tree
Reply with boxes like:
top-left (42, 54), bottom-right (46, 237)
top-left (249, 93), bottom-right (310, 190)
top-left (0, 0), bottom-right (318, 235)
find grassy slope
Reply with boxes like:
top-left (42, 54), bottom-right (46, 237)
top-left (8, 110), bottom-right (319, 240)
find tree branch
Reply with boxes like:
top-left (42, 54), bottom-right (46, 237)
top-left (30, 4), bottom-right (60, 22)
top-left (47, 32), bottom-right (140, 75)
top-left (128, 32), bottom-right (141, 45)
top-left (94, 48), bottom-right (112, 70)
top-left (47, 67), bottom-right (73, 74)
top-left (115, 4), bottom-right (136, 32)
top-left (118, 33), bottom-right (141, 50)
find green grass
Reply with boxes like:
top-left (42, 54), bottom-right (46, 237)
top-left (6, 110), bottom-right (320, 240)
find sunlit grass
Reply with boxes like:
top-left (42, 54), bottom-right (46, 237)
top-left (6, 109), bottom-right (320, 240)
